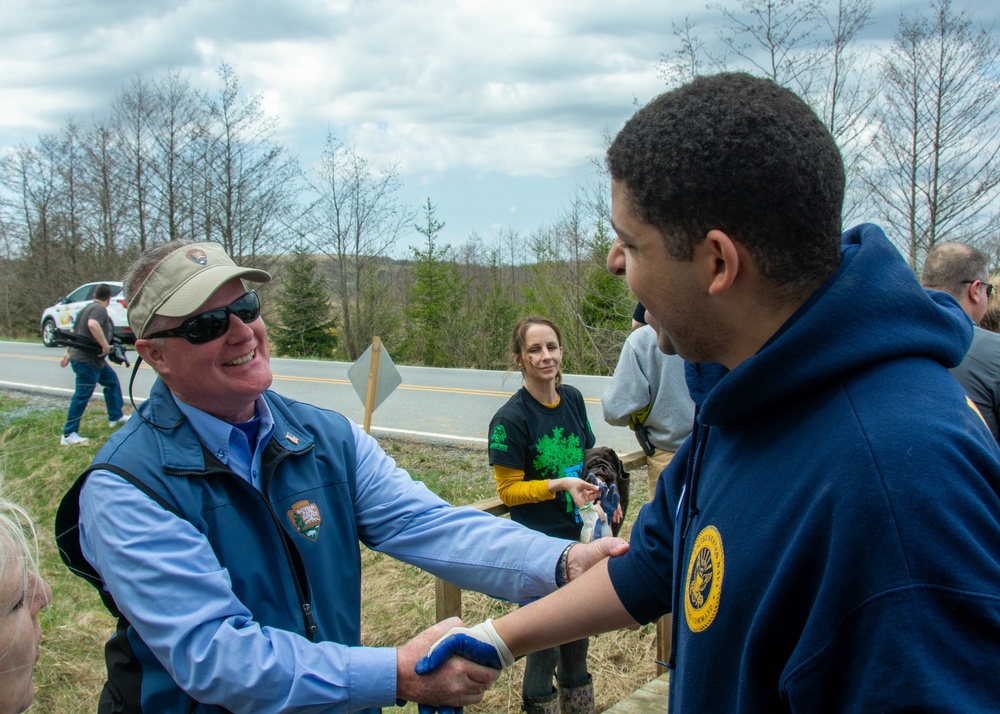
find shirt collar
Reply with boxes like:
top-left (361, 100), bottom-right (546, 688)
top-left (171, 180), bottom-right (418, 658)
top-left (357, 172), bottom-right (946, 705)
top-left (172, 394), bottom-right (274, 482)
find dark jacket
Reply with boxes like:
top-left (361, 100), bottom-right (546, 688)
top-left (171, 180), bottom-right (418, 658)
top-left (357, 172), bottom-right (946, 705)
top-left (609, 224), bottom-right (1000, 712)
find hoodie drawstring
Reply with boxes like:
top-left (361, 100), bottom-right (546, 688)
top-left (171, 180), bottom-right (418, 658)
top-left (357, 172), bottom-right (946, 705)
top-left (668, 411), bottom-right (709, 669)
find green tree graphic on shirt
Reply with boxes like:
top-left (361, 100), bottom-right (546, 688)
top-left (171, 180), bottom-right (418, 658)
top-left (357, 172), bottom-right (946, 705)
top-left (532, 427), bottom-right (584, 478)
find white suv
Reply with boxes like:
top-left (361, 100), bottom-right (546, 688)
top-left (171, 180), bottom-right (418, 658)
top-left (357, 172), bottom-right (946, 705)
top-left (40, 281), bottom-right (133, 347)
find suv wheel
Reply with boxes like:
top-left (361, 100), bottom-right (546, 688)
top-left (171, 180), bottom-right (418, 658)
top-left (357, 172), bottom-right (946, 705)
top-left (41, 318), bottom-right (58, 347)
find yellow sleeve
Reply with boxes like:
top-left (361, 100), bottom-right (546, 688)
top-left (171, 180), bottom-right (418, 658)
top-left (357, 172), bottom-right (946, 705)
top-left (493, 465), bottom-right (556, 507)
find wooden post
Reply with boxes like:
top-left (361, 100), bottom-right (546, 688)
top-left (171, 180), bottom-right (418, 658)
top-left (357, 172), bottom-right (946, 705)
top-left (362, 336), bottom-right (381, 434)
top-left (647, 451), bottom-right (673, 676)
top-left (435, 578), bottom-right (463, 621)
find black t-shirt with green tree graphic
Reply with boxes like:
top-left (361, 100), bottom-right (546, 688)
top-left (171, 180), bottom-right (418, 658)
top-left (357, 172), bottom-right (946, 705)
top-left (488, 385), bottom-right (596, 540)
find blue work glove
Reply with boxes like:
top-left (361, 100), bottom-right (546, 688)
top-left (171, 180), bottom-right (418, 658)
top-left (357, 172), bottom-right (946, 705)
top-left (414, 619), bottom-right (515, 674)
top-left (417, 705), bottom-right (460, 714)
top-left (599, 482), bottom-right (620, 516)
top-left (411, 620), bottom-right (513, 714)
top-left (396, 699), bottom-right (461, 714)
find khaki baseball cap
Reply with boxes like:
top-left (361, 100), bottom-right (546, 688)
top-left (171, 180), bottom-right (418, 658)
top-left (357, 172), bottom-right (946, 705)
top-left (128, 242), bottom-right (271, 339)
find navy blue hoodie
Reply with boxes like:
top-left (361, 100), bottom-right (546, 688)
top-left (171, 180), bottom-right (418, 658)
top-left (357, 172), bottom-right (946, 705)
top-left (608, 224), bottom-right (1000, 712)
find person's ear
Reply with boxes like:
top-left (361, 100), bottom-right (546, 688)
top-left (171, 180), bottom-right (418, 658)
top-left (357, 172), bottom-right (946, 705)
top-left (700, 229), bottom-right (741, 296)
top-left (135, 339), bottom-right (167, 373)
top-left (968, 280), bottom-right (988, 306)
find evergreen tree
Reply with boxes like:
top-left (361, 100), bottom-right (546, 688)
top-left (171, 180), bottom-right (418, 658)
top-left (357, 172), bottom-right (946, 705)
top-left (405, 198), bottom-right (465, 366)
top-left (580, 219), bottom-right (634, 374)
top-left (271, 244), bottom-right (338, 358)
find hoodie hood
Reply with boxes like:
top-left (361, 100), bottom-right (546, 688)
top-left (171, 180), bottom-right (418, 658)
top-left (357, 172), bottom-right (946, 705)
top-left (694, 223), bottom-right (972, 426)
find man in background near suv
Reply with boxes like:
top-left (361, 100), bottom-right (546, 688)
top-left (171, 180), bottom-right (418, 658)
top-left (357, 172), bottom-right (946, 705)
top-left (60, 283), bottom-right (129, 446)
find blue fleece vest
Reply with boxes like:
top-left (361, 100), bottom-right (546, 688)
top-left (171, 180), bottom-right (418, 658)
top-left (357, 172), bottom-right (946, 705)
top-left (58, 383), bottom-right (372, 713)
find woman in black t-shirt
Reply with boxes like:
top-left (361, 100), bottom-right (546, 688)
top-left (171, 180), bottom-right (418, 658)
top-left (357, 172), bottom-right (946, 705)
top-left (487, 316), bottom-right (599, 714)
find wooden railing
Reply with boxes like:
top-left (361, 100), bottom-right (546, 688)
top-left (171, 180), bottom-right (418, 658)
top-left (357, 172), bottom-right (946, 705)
top-left (434, 449), bottom-right (670, 673)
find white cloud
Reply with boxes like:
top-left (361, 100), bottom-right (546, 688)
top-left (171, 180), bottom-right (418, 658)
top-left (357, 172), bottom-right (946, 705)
top-left (1, 0), bottom-right (996, 240)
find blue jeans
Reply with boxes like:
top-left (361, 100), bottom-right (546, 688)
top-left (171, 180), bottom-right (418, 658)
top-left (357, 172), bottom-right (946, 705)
top-left (63, 360), bottom-right (124, 436)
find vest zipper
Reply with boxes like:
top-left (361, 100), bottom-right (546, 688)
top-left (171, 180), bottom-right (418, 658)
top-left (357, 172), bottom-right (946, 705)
top-left (260, 445), bottom-right (320, 640)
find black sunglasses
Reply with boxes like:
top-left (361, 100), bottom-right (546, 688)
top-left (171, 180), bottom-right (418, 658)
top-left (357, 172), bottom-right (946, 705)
top-left (145, 291), bottom-right (261, 344)
top-left (962, 279), bottom-right (995, 297)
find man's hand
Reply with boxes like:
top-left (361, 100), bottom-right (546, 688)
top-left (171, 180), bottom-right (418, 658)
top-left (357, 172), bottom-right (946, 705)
top-left (396, 617), bottom-right (500, 712)
top-left (565, 537), bottom-right (629, 583)
top-left (415, 619), bottom-right (514, 674)
top-left (60, 353), bottom-right (70, 368)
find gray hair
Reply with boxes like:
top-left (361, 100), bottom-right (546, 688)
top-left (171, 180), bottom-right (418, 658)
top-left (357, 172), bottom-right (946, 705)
top-left (0, 485), bottom-right (39, 603)
top-left (920, 242), bottom-right (990, 300)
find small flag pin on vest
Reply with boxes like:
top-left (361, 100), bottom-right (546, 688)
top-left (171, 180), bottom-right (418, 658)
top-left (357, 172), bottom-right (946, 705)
top-left (286, 433), bottom-right (299, 445)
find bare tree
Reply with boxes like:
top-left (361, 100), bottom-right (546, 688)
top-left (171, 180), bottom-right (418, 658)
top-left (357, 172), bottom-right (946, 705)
top-left (81, 122), bottom-right (132, 266)
top-left (864, 0), bottom-right (1000, 268)
top-left (812, 0), bottom-right (877, 224)
top-left (113, 74), bottom-right (160, 251)
top-left (304, 132), bottom-right (412, 359)
top-left (152, 69), bottom-right (202, 243)
top-left (658, 16), bottom-right (709, 86)
top-left (44, 122), bottom-right (87, 268)
top-left (202, 63), bottom-right (299, 266)
top-left (709, 0), bottom-right (823, 91)
top-left (657, 0), bottom-right (876, 224)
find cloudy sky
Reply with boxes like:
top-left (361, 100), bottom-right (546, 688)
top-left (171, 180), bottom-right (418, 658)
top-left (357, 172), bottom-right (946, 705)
top-left (0, 0), bottom-right (992, 250)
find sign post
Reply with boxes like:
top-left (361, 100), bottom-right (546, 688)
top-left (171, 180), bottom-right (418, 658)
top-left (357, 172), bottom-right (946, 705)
top-left (347, 337), bottom-right (402, 433)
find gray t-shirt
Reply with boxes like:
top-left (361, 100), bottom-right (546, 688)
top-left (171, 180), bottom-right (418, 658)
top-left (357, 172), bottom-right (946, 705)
top-left (69, 302), bottom-right (112, 368)
top-left (602, 325), bottom-right (695, 451)
top-left (950, 325), bottom-right (1000, 443)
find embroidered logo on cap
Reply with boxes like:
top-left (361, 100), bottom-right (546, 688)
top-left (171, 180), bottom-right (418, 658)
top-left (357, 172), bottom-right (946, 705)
top-left (186, 248), bottom-right (208, 265)
top-left (685, 525), bottom-right (724, 633)
top-left (287, 500), bottom-right (321, 540)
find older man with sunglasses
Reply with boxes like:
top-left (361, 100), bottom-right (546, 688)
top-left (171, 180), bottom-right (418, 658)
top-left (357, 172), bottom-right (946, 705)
top-left (56, 240), bottom-right (627, 714)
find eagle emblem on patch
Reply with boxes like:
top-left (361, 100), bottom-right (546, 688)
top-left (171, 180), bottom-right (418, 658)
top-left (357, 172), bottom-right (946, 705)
top-left (287, 500), bottom-right (321, 540)
top-left (684, 525), bottom-right (724, 633)
top-left (186, 248), bottom-right (208, 265)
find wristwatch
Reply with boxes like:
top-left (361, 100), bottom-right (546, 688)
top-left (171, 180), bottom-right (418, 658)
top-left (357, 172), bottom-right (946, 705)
top-left (554, 544), bottom-right (573, 587)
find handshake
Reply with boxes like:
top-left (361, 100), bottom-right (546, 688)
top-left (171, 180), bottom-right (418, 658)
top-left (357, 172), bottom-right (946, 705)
top-left (397, 618), bottom-right (514, 714)
top-left (396, 536), bottom-right (630, 713)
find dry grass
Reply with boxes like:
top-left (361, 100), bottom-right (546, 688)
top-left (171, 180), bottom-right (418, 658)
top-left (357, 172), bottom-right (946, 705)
top-left (1, 392), bottom-right (658, 713)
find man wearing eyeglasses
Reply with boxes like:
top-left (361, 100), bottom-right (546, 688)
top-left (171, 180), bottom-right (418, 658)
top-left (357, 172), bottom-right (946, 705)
top-left (55, 240), bottom-right (627, 714)
top-left (921, 241), bottom-right (1000, 443)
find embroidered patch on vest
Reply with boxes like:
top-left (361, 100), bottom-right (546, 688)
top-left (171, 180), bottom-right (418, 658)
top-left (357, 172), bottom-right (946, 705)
top-left (287, 500), bottom-right (321, 540)
top-left (186, 248), bottom-right (208, 265)
top-left (684, 525), bottom-right (724, 633)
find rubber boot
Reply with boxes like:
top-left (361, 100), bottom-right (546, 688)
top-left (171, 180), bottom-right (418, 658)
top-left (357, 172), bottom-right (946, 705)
top-left (558, 676), bottom-right (595, 714)
top-left (522, 689), bottom-right (559, 714)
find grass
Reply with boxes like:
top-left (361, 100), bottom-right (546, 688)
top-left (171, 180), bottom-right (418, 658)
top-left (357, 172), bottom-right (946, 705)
top-left (0, 390), bottom-right (658, 713)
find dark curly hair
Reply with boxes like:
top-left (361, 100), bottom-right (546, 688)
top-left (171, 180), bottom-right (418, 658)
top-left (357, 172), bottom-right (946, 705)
top-left (607, 72), bottom-right (844, 299)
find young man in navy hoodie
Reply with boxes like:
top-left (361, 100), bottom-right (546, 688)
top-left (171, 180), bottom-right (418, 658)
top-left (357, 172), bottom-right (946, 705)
top-left (418, 72), bottom-right (1000, 712)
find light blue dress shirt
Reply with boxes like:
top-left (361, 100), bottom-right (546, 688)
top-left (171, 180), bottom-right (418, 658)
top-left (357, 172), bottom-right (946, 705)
top-left (80, 392), bottom-right (570, 712)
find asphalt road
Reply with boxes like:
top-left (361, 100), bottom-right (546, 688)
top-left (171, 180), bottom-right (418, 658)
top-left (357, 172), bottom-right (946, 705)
top-left (0, 340), bottom-right (637, 453)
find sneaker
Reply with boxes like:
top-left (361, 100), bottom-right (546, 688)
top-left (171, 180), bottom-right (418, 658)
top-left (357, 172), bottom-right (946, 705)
top-left (109, 414), bottom-right (131, 428)
top-left (60, 432), bottom-right (89, 446)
